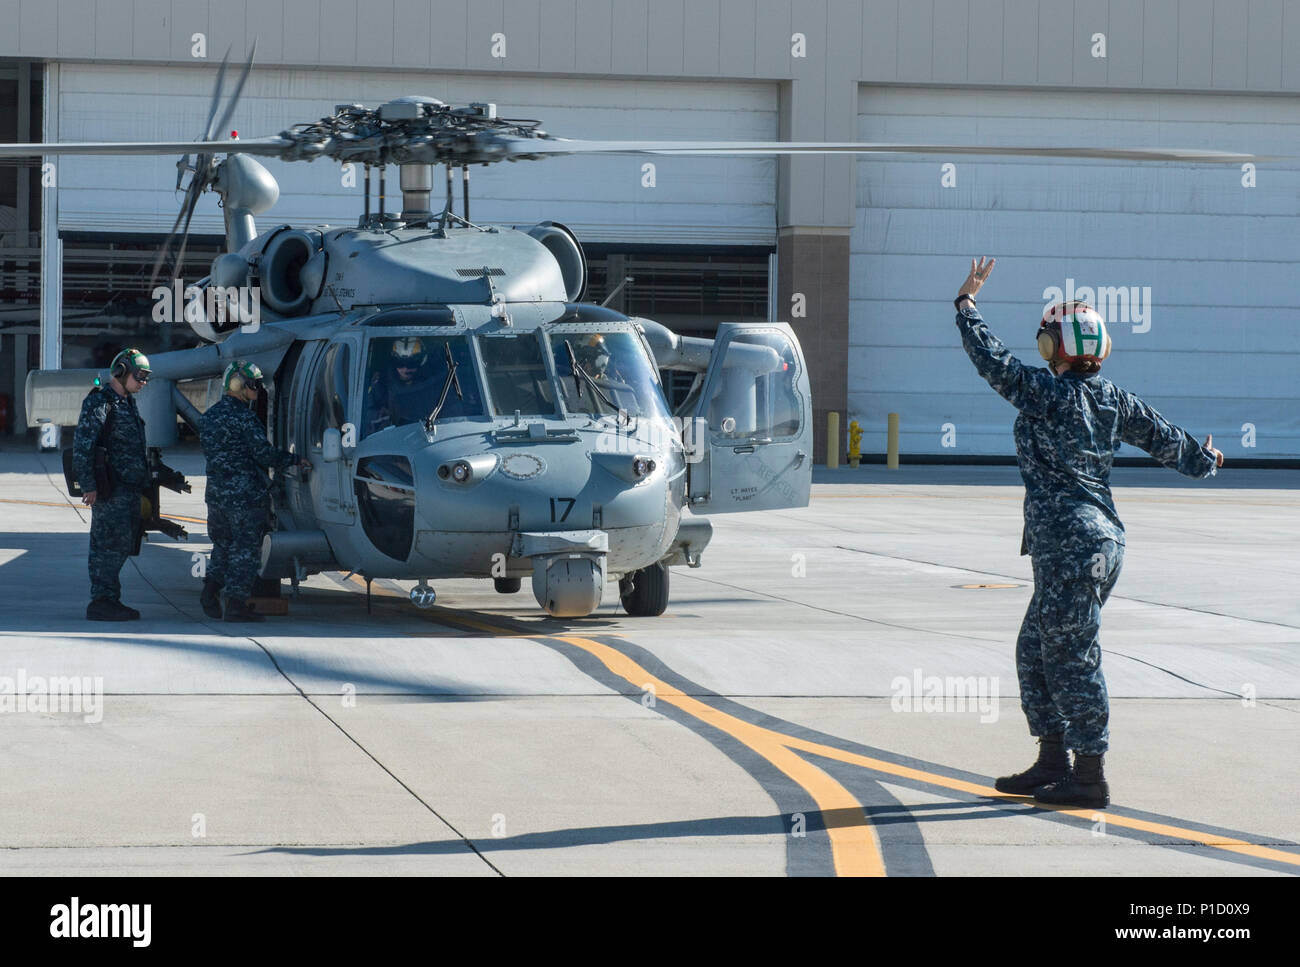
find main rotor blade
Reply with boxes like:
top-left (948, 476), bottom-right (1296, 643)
top-left (0, 138), bottom-right (287, 158)
top-left (507, 139), bottom-right (1263, 164)
top-left (202, 49), bottom-right (231, 143)
top-left (210, 40), bottom-right (257, 143)
top-left (149, 155), bottom-right (210, 287)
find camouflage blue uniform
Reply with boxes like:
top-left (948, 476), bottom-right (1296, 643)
top-left (199, 394), bottom-right (296, 602)
top-left (957, 306), bottom-right (1216, 754)
top-left (73, 385), bottom-right (150, 602)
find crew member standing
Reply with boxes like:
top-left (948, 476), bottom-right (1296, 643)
top-left (75, 348), bottom-right (152, 621)
top-left (954, 257), bottom-right (1223, 808)
top-left (200, 360), bottom-right (309, 622)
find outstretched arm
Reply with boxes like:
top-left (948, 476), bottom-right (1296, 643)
top-left (953, 257), bottom-right (1057, 415)
top-left (1118, 390), bottom-right (1221, 477)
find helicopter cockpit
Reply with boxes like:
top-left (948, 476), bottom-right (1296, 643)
top-left (352, 311), bottom-right (672, 435)
top-left (361, 335), bottom-right (485, 436)
top-left (548, 331), bottom-right (673, 423)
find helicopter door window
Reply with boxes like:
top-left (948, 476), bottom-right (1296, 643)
top-left (705, 331), bottom-right (802, 442)
top-left (549, 331), bottom-right (672, 423)
top-left (477, 334), bottom-right (557, 417)
top-left (361, 335), bottom-right (484, 437)
top-left (309, 343), bottom-right (351, 448)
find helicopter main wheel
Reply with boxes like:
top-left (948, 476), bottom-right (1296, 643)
top-left (619, 562), bottom-right (669, 617)
top-left (494, 577), bottom-right (522, 594)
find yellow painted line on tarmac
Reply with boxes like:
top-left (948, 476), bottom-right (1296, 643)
top-left (0, 497), bottom-right (80, 509)
top-left (770, 737), bottom-right (1300, 869)
top-left (339, 571), bottom-right (1300, 872)
top-left (549, 633), bottom-right (886, 876)
top-left (343, 572), bottom-right (883, 875)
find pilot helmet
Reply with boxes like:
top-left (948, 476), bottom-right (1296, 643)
top-left (578, 333), bottom-right (611, 375)
top-left (391, 337), bottom-right (428, 375)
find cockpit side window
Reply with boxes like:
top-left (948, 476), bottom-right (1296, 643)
top-left (361, 334), bottom-right (484, 437)
top-left (477, 334), bottom-right (558, 417)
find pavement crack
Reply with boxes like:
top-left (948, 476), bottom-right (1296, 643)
top-left (125, 562), bottom-right (505, 876)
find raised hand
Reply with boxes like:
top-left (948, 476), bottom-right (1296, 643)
top-left (1204, 434), bottom-right (1224, 468)
top-left (958, 256), bottom-right (996, 302)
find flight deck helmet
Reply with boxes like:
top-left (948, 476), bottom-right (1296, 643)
top-left (223, 360), bottom-right (264, 395)
top-left (110, 348), bottom-right (152, 384)
top-left (1037, 301), bottom-right (1111, 373)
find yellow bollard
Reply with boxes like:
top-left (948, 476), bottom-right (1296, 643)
top-left (827, 412), bottom-right (840, 469)
top-left (848, 420), bottom-right (862, 468)
top-left (887, 413), bottom-right (900, 469)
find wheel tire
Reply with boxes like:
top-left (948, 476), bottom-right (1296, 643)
top-left (494, 577), bottom-right (522, 594)
top-left (620, 562), bottom-right (669, 617)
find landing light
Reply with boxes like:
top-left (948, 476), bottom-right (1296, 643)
top-left (632, 457), bottom-right (656, 478)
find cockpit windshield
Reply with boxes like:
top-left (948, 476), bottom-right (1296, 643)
top-left (478, 334), bottom-right (558, 416)
top-left (549, 331), bottom-right (671, 422)
top-left (362, 335), bottom-right (484, 436)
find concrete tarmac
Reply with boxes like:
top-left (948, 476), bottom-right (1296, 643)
top-left (1, 446), bottom-right (1296, 876)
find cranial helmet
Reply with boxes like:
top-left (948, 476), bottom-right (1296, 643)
top-left (111, 348), bottom-right (152, 382)
top-left (391, 337), bottom-right (427, 369)
top-left (1038, 302), bottom-right (1111, 368)
top-left (223, 359), bottom-right (264, 394)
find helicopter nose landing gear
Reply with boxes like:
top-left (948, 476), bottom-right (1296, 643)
top-left (409, 583), bottom-right (437, 608)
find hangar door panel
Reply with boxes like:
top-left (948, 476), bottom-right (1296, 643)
top-left (851, 86), bottom-right (1300, 459)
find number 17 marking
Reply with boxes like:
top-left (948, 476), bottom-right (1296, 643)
top-left (549, 497), bottom-right (575, 523)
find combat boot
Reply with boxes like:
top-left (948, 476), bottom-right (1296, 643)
top-left (86, 598), bottom-right (132, 621)
top-left (119, 603), bottom-right (140, 620)
top-left (223, 597), bottom-right (264, 622)
top-left (994, 734), bottom-right (1069, 794)
top-left (200, 578), bottom-right (224, 619)
top-left (1034, 752), bottom-right (1110, 809)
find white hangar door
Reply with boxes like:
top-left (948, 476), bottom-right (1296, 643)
top-left (52, 64), bottom-right (777, 246)
top-left (851, 86), bottom-right (1300, 460)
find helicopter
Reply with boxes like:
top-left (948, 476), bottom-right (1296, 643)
top-left (4, 51), bottom-right (1258, 618)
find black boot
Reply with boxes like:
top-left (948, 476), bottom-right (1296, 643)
top-left (1034, 752), bottom-right (1110, 809)
top-left (200, 578), bottom-right (224, 619)
top-left (223, 596), bottom-right (264, 623)
top-left (86, 598), bottom-right (132, 622)
top-left (994, 734), bottom-right (1069, 794)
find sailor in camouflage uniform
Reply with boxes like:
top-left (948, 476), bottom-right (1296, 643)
top-left (199, 360), bottom-right (309, 622)
top-left (74, 348), bottom-right (153, 621)
top-left (954, 258), bottom-right (1223, 808)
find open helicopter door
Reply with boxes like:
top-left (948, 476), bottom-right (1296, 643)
top-left (686, 323), bottom-right (812, 513)
top-left (306, 341), bottom-right (356, 525)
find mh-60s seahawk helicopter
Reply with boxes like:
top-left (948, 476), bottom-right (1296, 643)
top-left (6, 52), bottom-right (1257, 618)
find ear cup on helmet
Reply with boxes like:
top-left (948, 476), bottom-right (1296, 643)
top-left (224, 360), bottom-right (263, 395)
top-left (223, 361), bottom-right (244, 394)
top-left (1036, 325), bottom-right (1060, 362)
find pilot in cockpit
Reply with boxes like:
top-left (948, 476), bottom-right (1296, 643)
top-left (365, 337), bottom-right (436, 433)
